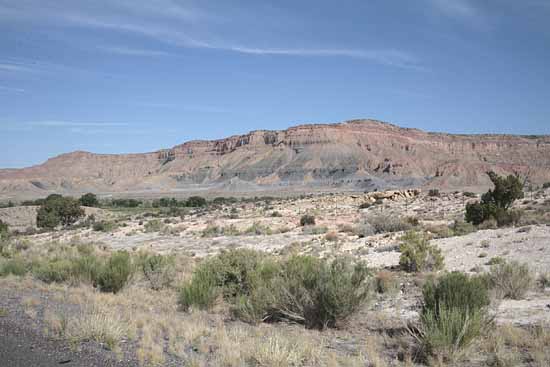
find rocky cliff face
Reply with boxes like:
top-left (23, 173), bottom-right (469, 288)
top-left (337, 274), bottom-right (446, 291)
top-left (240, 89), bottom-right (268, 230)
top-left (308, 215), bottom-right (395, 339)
top-left (1, 119), bottom-right (549, 198)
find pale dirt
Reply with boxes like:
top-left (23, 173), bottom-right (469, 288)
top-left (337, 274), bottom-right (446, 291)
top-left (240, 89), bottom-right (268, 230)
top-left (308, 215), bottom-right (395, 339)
top-left (3, 189), bottom-right (550, 327)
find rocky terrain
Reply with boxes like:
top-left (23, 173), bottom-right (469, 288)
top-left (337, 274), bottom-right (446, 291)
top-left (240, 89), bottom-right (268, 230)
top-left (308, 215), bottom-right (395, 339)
top-left (2, 119), bottom-right (550, 200)
top-left (1, 187), bottom-right (550, 366)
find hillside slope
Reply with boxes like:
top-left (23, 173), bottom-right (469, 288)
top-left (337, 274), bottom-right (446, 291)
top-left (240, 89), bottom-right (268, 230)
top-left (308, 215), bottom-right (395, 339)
top-left (1, 119), bottom-right (549, 198)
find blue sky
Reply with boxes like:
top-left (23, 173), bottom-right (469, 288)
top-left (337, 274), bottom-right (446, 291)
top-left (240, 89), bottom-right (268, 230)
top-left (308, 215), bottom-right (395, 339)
top-left (1, 0), bottom-right (549, 168)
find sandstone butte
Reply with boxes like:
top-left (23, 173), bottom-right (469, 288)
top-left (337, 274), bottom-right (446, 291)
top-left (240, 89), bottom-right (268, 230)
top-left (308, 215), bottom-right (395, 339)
top-left (1, 119), bottom-right (549, 199)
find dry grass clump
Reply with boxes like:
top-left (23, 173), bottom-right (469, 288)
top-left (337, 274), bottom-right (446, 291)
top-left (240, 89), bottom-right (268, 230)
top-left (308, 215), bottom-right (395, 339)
top-left (138, 252), bottom-right (176, 290)
top-left (70, 305), bottom-right (128, 350)
top-left (399, 231), bottom-right (444, 273)
top-left (364, 213), bottom-right (415, 234)
top-left (483, 324), bottom-right (550, 367)
top-left (374, 270), bottom-right (399, 294)
top-left (44, 299), bottom-right (129, 351)
top-left (488, 261), bottom-right (533, 299)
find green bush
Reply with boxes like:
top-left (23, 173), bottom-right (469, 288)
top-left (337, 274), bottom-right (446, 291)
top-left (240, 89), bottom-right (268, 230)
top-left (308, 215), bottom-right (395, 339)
top-left (419, 272), bottom-right (491, 361)
top-left (300, 214), bottom-right (316, 226)
top-left (37, 195), bottom-right (84, 229)
top-left (201, 224), bottom-right (222, 238)
top-left (0, 220), bottom-right (9, 240)
top-left (186, 196), bottom-right (207, 207)
top-left (465, 172), bottom-right (524, 226)
top-left (179, 250), bottom-right (371, 330)
top-left (543, 182), bottom-right (550, 189)
top-left (428, 189), bottom-right (440, 197)
top-left (179, 265), bottom-right (220, 311)
top-left (33, 259), bottom-right (74, 283)
top-left (399, 231), bottom-right (444, 273)
top-left (144, 219), bottom-right (163, 233)
top-left (488, 261), bottom-right (533, 300)
top-left (450, 220), bottom-right (476, 236)
top-left (79, 193), bottom-right (99, 207)
top-left (96, 251), bottom-right (133, 293)
top-left (92, 221), bottom-right (117, 232)
top-left (244, 222), bottom-right (273, 236)
top-left (179, 249), bottom-right (272, 311)
top-left (139, 254), bottom-right (175, 290)
top-left (0, 256), bottom-right (28, 277)
top-left (366, 214), bottom-right (414, 234)
top-left (270, 256), bottom-right (371, 329)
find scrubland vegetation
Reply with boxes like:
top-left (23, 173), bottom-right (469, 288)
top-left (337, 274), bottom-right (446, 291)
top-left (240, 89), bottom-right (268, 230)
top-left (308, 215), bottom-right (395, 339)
top-left (1, 175), bottom-right (549, 366)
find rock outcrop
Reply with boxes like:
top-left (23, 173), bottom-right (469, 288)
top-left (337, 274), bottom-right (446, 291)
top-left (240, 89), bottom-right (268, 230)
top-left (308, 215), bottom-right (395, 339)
top-left (1, 119), bottom-right (549, 198)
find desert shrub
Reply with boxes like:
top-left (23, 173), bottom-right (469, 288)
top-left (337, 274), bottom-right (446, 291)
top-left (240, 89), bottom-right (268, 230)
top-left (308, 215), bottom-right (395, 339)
top-left (179, 250), bottom-right (371, 330)
top-left (201, 224), bottom-right (222, 238)
top-left (354, 218), bottom-right (375, 238)
top-left (301, 225), bottom-right (328, 235)
top-left (71, 255), bottom-right (102, 284)
top-left (244, 222), bottom-right (273, 236)
top-left (185, 196), bottom-right (207, 207)
top-left (428, 189), bottom-right (440, 197)
top-left (37, 195), bottom-right (84, 229)
top-left (33, 259), bottom-right (74, 283)
top-left (478, 218), bottom-right (498, 230)
top-left (419, 272), bottom-right (491, 362)
top-left (537, 273), bottom-right (550, 290)
top-left (79, 193), bottom-right (99, 207)
top-left (0, 256), bottom-right (28, 276)
top-left (486, 256), bottom-right (506, 266)
top-left (144, 219), bottom-right (163, 233)
top-left (463, 191), bottom-right (477, 198)
top-left (139, 253), bottom-right (175, 290)
top-left (399, 231), bottom-right (444, 273)
top-left (270, 211), bottom-right (282, 217)
top-left (488, 261), bottom-right (533, 300)
top-left (300, 214), bottom-right (316, 226)
top-left (269, 256), bottom-right (371, 329)
top-left (221, 224), bottom-right (240, 236)
top-left (178, 265), bottom-right (220, 311)
top-left (179, 249), bottom-right (274, 312)
top-left (494, 209), bottom-right (523, 227)
top-left (465, 172), bottom-right (524, 226)
top-left (324, 231), bottom-right (338, 242)
top-left (359, 202), bottom-right (372, 209)
top-left (96, 251), bottom-right (133, 293)
top-left (424, 224), bottom-right (454, 239)
top-left (0, 220), bottom-right (9, 240)
top-left (110, 198), bottom-right (142, 208)
top-left (451, 220), bottom-right (476, 236)
top-left (543, 182), bottom-right (550, 189)
top-left (375, 270), bottom-right (399, 294)
top-left (366, 214), bottom-right (413, 234)
top-left (92, 221), bottom-right (117, 232)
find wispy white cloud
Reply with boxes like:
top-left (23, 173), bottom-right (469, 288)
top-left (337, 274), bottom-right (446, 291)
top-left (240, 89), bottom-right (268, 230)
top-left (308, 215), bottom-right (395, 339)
top-left (98, 45), bottom-right (172, 57)
top-left (0, 85), bottom-right (25, 93)
top-left (0, 61), bottom-right (36, 73)
top-left (0, 0), bottom-right (423, 70)
top-left (225, 47), bottom-right (425, 70)
top-left (428, 0), bottom-right (492, 29)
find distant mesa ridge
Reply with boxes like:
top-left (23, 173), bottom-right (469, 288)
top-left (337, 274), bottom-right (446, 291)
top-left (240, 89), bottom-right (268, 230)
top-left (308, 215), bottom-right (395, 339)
top-left (1, 119), bottom-right (549, 197)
